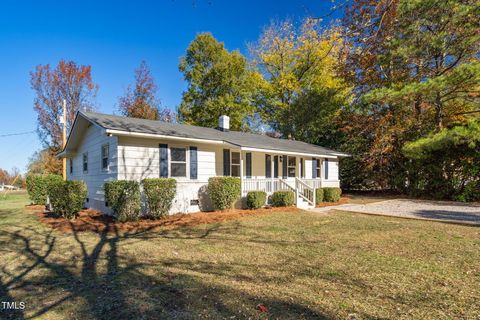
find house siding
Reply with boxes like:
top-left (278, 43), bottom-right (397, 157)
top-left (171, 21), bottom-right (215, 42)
top-left (66, 124), bottom-right (118, 214)
top-left (117, 136), bottom-right (222, 213)
top-left (67, 126), bottom-right (340, 215)
top-left (322, 159), bottom-right (340, 187)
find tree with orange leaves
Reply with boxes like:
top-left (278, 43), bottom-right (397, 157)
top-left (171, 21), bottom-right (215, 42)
top-left (118, 61), bottom-right (174, 121)
top-left (339, 0), bottom-right (479, 194)
top-left (30, 60), bottom-right (98, 175)
top-left (31, 59), bottom-right (98, 150)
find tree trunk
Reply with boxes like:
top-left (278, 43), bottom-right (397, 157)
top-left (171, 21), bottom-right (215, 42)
top-left (434, 92), bottom-right (444, 130)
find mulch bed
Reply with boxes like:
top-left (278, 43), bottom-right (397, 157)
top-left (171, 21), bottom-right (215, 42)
top-left (28, 206), bottom-right (302, 234)
top-left (316, 196), bottom-right (351, 208)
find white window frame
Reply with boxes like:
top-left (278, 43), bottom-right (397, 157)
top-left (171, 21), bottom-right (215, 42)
top-left (287, 156), bottom-right (296, 178)
top-left (231, 151), bottom-right (240, 177)
top-left (82, 152), bottom-right (88, 173)
top-left (169, 146), bottom-right (188, 178)
top-left (101, 144), bottom-right (109, 171)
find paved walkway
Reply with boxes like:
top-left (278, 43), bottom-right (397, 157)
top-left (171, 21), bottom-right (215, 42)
top-left (309, 199), bottom-right (480, 226)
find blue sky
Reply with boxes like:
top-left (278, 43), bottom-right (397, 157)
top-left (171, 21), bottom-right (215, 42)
top-left (0, 0), bottom-right (339, 173)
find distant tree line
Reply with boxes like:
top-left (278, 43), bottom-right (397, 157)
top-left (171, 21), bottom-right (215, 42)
top-left (0, 167), bottom-right (25, 188)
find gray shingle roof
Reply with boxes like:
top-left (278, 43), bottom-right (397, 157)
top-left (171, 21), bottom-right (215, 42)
top-left (80, 111), bottom-right (346, 156)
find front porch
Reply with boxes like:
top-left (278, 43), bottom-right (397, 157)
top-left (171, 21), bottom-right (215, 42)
top-left (228, 149), bottom-right (340, 209)
top-left (241, 178), bottom-right (323, 208)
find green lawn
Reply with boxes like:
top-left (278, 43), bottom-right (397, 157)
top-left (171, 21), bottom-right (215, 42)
top-left (1, 194), bottom-right (479, 319)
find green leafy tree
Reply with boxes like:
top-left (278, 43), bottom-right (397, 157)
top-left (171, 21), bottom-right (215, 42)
top-left (251, 19), bottom-right (351, 143)
top-left (178, 33), bottom-right (264, 131)
top-left (403, 120), bottom-right (480, 201)
top-left (340, 0), bottom-right (480, 190)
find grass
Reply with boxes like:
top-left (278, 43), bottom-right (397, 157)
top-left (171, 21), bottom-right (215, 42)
top-left (1, 193), bottom-right (479, 319)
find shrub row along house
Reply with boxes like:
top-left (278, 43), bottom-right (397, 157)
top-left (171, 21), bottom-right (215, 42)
top-left (58, 111), bottom-right (348, 214)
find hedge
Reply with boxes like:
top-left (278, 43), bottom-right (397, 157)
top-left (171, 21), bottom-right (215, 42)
top-left (49, 180), bottom-right (87, 219)
top-left (104, 180), bottom-right (141, 222)
top-left (454, 181), bottom-right (480, 202)
top-left (315, 188), bottom-right (324, 205)
top-left (271, 191), bottom-right (295, 207)
top-left (246, 191), bottom-right (267, 209)
top-left (142, 178), bottom-right (177, 219)
top-left (323, 187), bottom-right (342, 202)
top-left (26, 174), bottom-right (63, 205)
top-left (207, 177), bottom-right (241, 210)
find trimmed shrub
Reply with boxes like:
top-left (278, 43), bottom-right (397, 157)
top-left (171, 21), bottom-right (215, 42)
top-left (26, 174), bottom-right (63, 205)
top-left (142, 178), bottom-right (177, 219)
top-left (104, 180), bottom-right (141, 222)
top-left (315, 188), bottom-right (324, 205)
top-left (49, 180), bottom-right (87, 219)
top-left (323, 187), bottom-right (342, 202)
top-left (271, 191), bottom-right (295, 207)
top-left (207, 177), bottom-right (241, 210)
top-left (246, 191), bottom-right (267, 209)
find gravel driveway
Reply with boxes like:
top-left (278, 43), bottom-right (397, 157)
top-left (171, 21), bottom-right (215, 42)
top-left (311, 199), bottom-right (480, 225)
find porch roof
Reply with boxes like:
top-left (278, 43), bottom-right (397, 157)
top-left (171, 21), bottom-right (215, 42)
top-left (67, 111), bottom-right (349, 157)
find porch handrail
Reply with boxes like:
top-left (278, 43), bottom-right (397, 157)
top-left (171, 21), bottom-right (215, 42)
top-left (295, 178), bottom-right (315, 206)
top-left (279, 179), bottom-right (296, 193)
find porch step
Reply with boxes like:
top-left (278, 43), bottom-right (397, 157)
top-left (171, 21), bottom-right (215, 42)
top-left (296, 196), bottom-right (314, 209)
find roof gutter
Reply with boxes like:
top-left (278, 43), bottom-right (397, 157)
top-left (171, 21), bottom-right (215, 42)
top-left (239, 146), bottom-right (339, 158)
top-left (105, 129), bottom-right (227, 145)
top-left (328, 152), bottom-right (351, 157)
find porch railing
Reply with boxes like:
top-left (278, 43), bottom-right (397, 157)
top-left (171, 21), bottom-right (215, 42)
top-left (301, 179), bottom-right (323, 189)
top-left (241, 179), bottom-right (277, 196)
top-left (279, 179), bottom-right (296, 193)
top-left (242, 178), bottom-right (322, 196)
top-left (241, 178), bottom-right (320, 207)
top-left (241, 178), bottom-right (297, 197)
top-left (295, 178), bottom-right (315, 206)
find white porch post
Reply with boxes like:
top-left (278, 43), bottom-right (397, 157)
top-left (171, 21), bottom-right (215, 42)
top-left (240, 151), bottom-right (244, 196)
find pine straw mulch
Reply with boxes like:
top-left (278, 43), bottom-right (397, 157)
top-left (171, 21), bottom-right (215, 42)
top-left (315, 196), bottom-right (351, 208)
top-left (27, 205), bottom-right (303, 234)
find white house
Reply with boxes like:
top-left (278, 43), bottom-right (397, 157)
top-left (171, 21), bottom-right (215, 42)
top-left (0, 184), bottom-right (18, 191)
top-left (59, 111), bottom-right (348, 214)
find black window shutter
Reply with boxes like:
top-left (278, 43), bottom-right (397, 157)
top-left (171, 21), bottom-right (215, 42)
top-left (265, 155), bottom-right (271, 178)
top-left (246, 153), bottom-right (252, 178)
top-left (282, 155), bottom-right (288, 179)
top-left (190, 147), bottom-right (198, 180)
top-left (324, 159), bottom-right (329, 180)
top-left (223, 149), bottom-right (230, 176)
top-left (312, 158), bottom-right (317, 178)
top-left (273, 156), bottom-right (279, 178)
top-left (159, 144), bottom-right (168, 177)
top-left (300, 158), bottom-right (304, 178)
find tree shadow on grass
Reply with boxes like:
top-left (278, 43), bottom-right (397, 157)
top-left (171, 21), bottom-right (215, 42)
top-left (413, 209), bottom-right (480, 224)
top-left (0, 219), bottom-right (332, 319)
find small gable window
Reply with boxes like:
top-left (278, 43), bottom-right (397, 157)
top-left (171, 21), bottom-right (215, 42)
top-left (83, 153), bottom-right (88, 173)
top-left (101, 144), bottom-right (109, 171)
